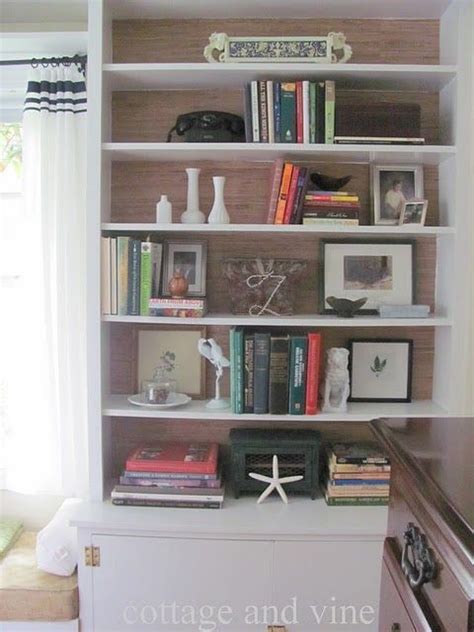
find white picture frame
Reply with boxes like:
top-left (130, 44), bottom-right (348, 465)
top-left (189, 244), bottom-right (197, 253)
top-left (371, 164), bottom-right (424, 225)
top-left (399, 199), bottom-right (429, 226)
top-left (162, 241), bottom-right (207, 297)
top-left (320, 239), bottom-right (415, 314)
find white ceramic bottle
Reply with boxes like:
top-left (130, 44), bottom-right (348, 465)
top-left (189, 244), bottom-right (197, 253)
top-left (208, 176), bottom-right (230, 224)
top-left (181, 168), bottom-right (206, 224)
top-left (156, 195), bottom-right (172, 223)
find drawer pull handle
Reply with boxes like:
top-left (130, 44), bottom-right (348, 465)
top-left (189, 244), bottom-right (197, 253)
top-left (402, 522), bottom-right (437, 589)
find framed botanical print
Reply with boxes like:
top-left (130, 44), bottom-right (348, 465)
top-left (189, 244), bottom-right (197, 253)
top-left (320, 239), bottom-right (415, 314)
top-left (162, 241), bottom-right (207, 297)
top-left (348, 339), bottom-right (413, 402)
top-left (136, 327), bottom-right (207, 398)
top-left (371, 164), bottom-right (424, 225)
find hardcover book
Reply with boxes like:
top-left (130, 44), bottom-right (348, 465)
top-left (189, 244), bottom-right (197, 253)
top-left (288, 336), bottom-right (308, 414)
top-left (127, 238), bottom-right (141, 316)
top-left (258, 80), bottom-right (269, 143)
top-left (266, 80), bottom-right (275, 144)
top-left (110, 237), bottom-right (117, 315)
top-left (316, 81), bottom-right (325, 143)
top-left (283, 166), bottom-right (300, 224)
top-left (250, 81), bottom-right (260, 142)
top-left (273, 82), bottom-right (281, 142)
top-left (324, 80), bottom-right (336, 144)
top-left (253, 332), bottom-right (271, 414)
top-left (328, 442), bottom-right (390, 465)
top-left (101, 237), bottom-right (111, 315)
top-left (280, 82), bottom-right (296, 143)
top-left (274, 162), bottom-right (294, 224)
top-left (296, 81), bottom-right (303, 144)
top-left (266, 158), bottom-right (285, 224)
top-left (305, 332), bottom-right (321, 414)
top-left (140, 242), bottom-right (163, 316)
top-left (125, 443), bottom-right (219, 474)
top-left (269, 336), bottom-right (290, 414)
top-left (117, 236), bottom-right (130, 315)
top-left (243, 334), bottom-right (255, 413)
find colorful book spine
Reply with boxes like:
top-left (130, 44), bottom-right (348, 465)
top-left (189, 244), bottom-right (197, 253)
top-left (274, 162), bottom-right (293, 224)
top-left (243, 334), bottom-right (255, 413)
top-left (250, 81), bottom-right (260, 142)
top-left (139, 241), bottom-right (152, 315)
top-left (229, 328), bottom-right (236, 413)
top-left (302, 218), bottom-right (359, 226)
top-left (148, 307), bottom-right (205, 317)
top-left (266, 158), bottom-right (285, 224)
top-left (243, 83), bottom-right (253, 143)
top-left (302, 80), bottom-right (310, 144)
top-left (273, 82), bottom-right (281, 142)
top-left (329, 479), bottom-right (390, 486)
top-left (269, 336), bottom-right (290, 414)
top-left (283, 166), bottom-right (300, 224)
top-left (288, 336), bottom-right (308, 414)
top-left (101, 237), bottom-right (111, 315)
top-left (253, 332), bottom-right (271, 414)
top-left (309, 81), bottom-right (317, 144)
top-left (292, 168), bottom-right (310, 225)
top-left (325, 80), bottom-right (335, 144)
top-left (112, 498), bottom-right (222, 509)
top-left (234, 328), bottom-right (245, 414)
top-left (316, 81), bottom-right (325, 143)
top-left (123, 470), bottom-right (219, 480)
top-left (119, 476), bottom-right (222, 488)
top-left (259, 81), bottom-right (268, 143)
top-left (329, 464), bottom-right (391, 474)
top-left (280, 82), bottom-right (296, 143)
top-left (110, 237), bottom-right (117, 315)
top-left (324, 496), bottom-right (389, 507)
top-left (117, 236), bottom-right (130, 315)
top-left (127, 238), bottom-right (141, 315)
top-left (266, 80), bottom-right (275, 144)
top-left (296, 81), bottom-right (303, 143)
top-left (305, 332), bottom-right (321, 414)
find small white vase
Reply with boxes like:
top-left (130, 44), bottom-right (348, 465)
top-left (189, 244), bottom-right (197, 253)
top-left (208, 176), bottom-right (230, 224)
top-left (181, 168), bottom-right (206, 224)
top-left (156, 195), bottom-right (172, 223)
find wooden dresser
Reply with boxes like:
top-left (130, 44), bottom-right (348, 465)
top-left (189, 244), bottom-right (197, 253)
top-left (371, 418), bottom-right (473, 632)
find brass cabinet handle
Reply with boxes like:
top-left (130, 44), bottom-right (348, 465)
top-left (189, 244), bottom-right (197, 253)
top-left (401, 522), bottom-right (437, 589)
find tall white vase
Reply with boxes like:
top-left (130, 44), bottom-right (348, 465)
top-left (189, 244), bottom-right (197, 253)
top-left (208, 176), bottom-right (230, 224)
top-left (181, 168), bottom-right (205, 224)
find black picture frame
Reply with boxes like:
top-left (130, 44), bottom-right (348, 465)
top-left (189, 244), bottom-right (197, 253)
top-left (348, 338), bottom-right (413, 403)
top-left (319, 239), bottom-right (416, 315)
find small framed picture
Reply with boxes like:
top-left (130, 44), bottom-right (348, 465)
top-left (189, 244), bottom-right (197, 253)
top-left (399, 199), bottom-right (429, 226)
top-left (349, 339), bottom-right (413, 402)
top-left (162, 241), bottom-right (207, 296)
top-left (371, 165), bottom-right (424, 225)
top-left (320, 239), bottom-right (415, 314)
top-left (136, 327), bottom-right (207, 398)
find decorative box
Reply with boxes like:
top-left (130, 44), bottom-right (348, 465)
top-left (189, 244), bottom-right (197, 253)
top-left (230, 428), bottom-right (321, 499)
top-left (222, 257), bottom-right (307, 316)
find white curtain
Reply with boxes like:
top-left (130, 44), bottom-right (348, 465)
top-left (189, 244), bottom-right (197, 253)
top-left (3, 65), bottom-right (88, 496)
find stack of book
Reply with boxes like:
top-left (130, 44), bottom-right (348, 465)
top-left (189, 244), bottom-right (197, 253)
top-left (111, 442), bottom-right (224, 509)
top-left (101, 236), bottom-right (163, 316)
top-left (302, 190), bottom-right (360, 226)
top-left (244, 80), bottom-right (335, 144)
top-left (230, 329), bottom-right (322, 415)
top-left (322, 442), bottom-right (391, 506)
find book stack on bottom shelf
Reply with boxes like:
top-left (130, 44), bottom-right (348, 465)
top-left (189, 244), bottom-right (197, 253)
top-left (322, 442), bottom-right (391, 506)
top-left (111, 442), bottom-right (224, 509)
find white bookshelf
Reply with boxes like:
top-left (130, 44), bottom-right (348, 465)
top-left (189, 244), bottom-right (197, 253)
top-left (86, 0), bottom-right (473, 505)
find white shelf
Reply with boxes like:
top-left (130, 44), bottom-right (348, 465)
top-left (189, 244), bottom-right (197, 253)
top-left (108, 0), bottom-right (452, 20)
top-left (102, 313), bottom-right (451, 327)
top-left (104, 394), bottom-right (448, 422)
top-left (70, 494), bottom-right (388, 540)
top-left (104, 63), bottom-right (457, 92)
top-left (102, 142), bottom-right (456, 165)
top-left (101, 222), bottom-right (455, 236)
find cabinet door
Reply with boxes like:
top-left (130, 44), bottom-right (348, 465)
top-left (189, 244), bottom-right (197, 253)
top-left (380, 561), bottom-right (416, 632)
top-left (90, 535), bottom-right (273, 632)
top-left (272, 540), bottom-right (383, 632)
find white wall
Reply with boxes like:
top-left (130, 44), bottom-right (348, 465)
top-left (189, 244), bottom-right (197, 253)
top-left (0, 491), bottom-right (64, 530)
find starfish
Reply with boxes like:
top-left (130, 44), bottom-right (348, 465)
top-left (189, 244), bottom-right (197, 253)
top-left (249, 454), bottom-right (303, 504)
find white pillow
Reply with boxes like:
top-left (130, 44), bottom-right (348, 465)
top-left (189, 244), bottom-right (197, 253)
top-left (36, 498), bottom-right (82, 576)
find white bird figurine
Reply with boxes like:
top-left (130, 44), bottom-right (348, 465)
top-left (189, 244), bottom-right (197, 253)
top-left (249, 455), bottom-right (303, 504)
top-left (197, 338), bottom-right (230, 409)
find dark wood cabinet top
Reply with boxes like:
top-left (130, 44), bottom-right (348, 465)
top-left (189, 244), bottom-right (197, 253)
top-left (371, 417), bottom-right (474, 556)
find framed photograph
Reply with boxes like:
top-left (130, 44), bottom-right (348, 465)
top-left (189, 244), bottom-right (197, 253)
top-left (371, 165), bottom-right (424, 225)
top-left (348, 339), bottom-right (413, 402)
top-left (162, 242), bottom-right (207, 297)
top-left (399, 199), bottom-right (429, 226)
top-left (320, 239), bottom-right (415, 314)
top-left (136, 327), bottom-right (207, 398)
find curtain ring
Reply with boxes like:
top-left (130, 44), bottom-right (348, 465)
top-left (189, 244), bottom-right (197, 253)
top-left (31, 58), bottom-right (39, 68)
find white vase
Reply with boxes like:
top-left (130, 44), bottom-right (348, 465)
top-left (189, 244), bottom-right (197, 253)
top-left (181, 168), bottom-right (205, 224)
top-left (208, 176), bottom-right (230, 224)
top-left (156, 195), bottom-right (172, 223)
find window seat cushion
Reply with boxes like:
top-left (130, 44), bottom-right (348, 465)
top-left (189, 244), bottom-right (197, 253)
top-left (0, 531), bottom-right (78, 621)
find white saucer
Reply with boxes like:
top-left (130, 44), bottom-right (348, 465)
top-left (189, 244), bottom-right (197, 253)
top-left (127, 393), bottom-right (192, 409)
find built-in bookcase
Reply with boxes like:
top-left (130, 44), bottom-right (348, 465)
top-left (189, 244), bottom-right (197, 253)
top-left (87, 0), bottom-right (472, 501)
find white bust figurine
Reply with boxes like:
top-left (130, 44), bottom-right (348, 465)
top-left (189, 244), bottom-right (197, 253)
top-left (322, 348), bottom-right (350, 413)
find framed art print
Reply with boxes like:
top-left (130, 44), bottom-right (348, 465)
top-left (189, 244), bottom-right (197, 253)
top-left (320, 239), bottom-right (415, 314)
top-left (162, 241), bottom-right (207, 297)
top-left (371, 164), bottom-right (424, 225)
top-left (137, 327), bottom-right (207, 398)
top-left (349, 339), bottom-right (413, 402)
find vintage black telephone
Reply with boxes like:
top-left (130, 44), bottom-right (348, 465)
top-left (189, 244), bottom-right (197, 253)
top-left (167, 111), bottom-right (246, 143)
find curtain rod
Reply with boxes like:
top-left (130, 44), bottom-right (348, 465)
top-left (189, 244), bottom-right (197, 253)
top-left (0, 54), bottom-right (87, 74)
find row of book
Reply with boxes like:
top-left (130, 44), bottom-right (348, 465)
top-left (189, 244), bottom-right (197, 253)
top-left (111, 442), bottom-right (224, 509)
top-left (229, 329), bottom-right (322, 415)
top-left (244, 80), bottom-right (335, 144)
top-left (322, 442), bottom-right (391, 506)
